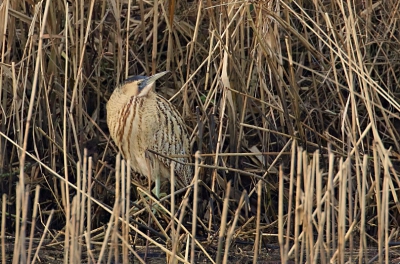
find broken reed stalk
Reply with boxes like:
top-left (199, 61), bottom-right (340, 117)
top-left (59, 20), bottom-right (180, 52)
top-left (190, 151), bottom-right (200, 263)
top-left (98, 154), bottom-right (120, 262)
top-left (1, 194), bottom-right (5, 264)
top-left (223, 191), bottom-right (246, 264)
top-left (123, 159), bottom-right (131, 264)
top-left (278, 165), bottom-right (285, 263)
top-left (284, 140), bottom-right (296, 259)
top-left (253, 180), bottom-right (262, 264)
top-left (31, 210), bottom-right (54, 264)
top-left (111, 157), bottom-right (122, 263)
top-left (337, 158), bottom-right (346, 264)
top-left (358, 155), bottom-right (368, 263)
top-left (216, 182), bottom-right (231, 264)
top-left (86, 157), bottom-right (93, 264)
top-left (170, 197), bottom-right (189, 264)
top-left (2, 0), bottom-right (400, 263)
top-left (26, 185), bottom-right (40, 264)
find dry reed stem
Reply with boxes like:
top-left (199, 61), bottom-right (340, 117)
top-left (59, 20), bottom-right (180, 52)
top-left (2, 0), bottom-right (400, 262)
top-left (278, 165), bottom-right (284, 263)
top-left (26, 185), bottom-right (40, 264)
top-left (252, 179), bottom-right (262, 264)
top-left (1, 194), bottom-right (5, 264)
top-left (190, 151), bottom-right (200, 263)
top-left (170, 198), bottom-right (189, 264)
top-left (31, 209), bottom-right (54, 264)
top-left (216, 181), bottom-right (231, 264)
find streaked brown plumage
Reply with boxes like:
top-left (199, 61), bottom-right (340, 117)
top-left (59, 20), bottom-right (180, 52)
top-left (106, 72), bottom-right (192, 195)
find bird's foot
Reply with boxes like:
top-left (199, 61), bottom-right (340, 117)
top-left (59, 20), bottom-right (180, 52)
top-left (150, 188), bottom-right (167, 214)
top-left (132, 189), bottom-right (167, 215)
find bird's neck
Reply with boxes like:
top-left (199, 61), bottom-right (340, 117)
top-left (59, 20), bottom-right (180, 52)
top-left (107, 89), bottom-right (157, 114)
top-left (107, 90), bottom-right (131, 114)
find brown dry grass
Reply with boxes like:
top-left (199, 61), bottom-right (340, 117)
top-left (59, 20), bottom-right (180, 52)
top-left (1, 0), bottom-right (400, 263)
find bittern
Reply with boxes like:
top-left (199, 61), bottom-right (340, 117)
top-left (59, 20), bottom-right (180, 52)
top-left (106, 71), bottom-right (193, 198)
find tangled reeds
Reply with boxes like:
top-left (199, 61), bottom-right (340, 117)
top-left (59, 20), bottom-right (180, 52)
top-left (1, 0), bottom-right (400, 262)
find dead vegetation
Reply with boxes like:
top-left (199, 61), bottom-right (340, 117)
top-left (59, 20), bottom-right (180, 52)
top-left (1, 0), bottom-right (400, 263)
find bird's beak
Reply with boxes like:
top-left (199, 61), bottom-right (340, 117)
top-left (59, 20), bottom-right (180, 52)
top-left (136, 71), bottom-right (170, 97)
top-left (145, 71), bottom-right (170, 85)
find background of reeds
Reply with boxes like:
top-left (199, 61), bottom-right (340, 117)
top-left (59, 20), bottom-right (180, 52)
top-left (1, 0), bottom-right (400, 263)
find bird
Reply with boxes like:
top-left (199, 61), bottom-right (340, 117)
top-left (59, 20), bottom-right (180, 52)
top-left (106, 71), bottom-right (193, 199)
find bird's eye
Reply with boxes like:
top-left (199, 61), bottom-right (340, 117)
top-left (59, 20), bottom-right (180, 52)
top-left (138, 81), bottom-right (146, 90)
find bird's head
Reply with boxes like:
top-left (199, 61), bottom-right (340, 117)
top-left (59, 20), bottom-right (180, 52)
top-left (120, 71), bottom-right (169, 98)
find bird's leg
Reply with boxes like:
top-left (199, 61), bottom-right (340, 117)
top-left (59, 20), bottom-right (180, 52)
top-left (147, 175), bottom-right (161, 215)
top-left (153, 174), bottom-right (161, 199)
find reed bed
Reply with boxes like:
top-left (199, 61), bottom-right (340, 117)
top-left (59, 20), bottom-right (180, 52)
top-left (1, 0), bottom-right (400, 263)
